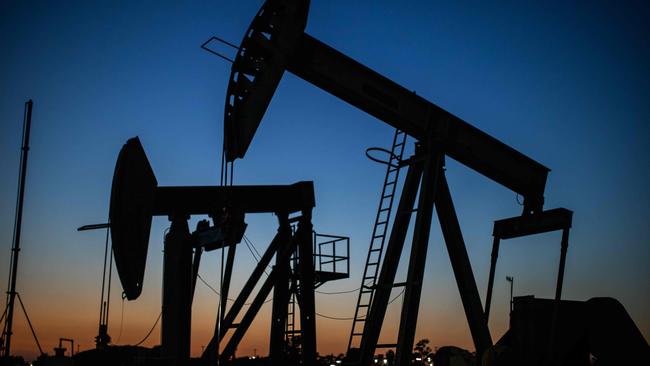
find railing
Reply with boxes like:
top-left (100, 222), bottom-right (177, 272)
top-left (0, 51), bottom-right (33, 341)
top-left (313, 232), bottom-right (349, 277)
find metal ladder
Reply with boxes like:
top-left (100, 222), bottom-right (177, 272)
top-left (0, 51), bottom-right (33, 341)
top-left (285, 291), bottom-right (297, 344)
top-left (347, 129), bottom-right (407, 351)
top-left (285, 246), bottom-right (300, 348)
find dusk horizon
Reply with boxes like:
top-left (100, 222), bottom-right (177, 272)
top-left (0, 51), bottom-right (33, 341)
top-left (1, 1), bottom-right (648, 364)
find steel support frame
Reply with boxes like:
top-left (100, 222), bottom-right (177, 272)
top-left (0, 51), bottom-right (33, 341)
top-left (161, 215), bottom-right (193, 363)
top-left (394, 149), bottom-right (442, 365)
top-left (3, 100), bottom-right (33, 358)
top-left (220, 244), bottom-right (238, 327)
top-left (296, 209), bottom-right (317, 365)
top-left (202, 221), bottom-right (287, 362)
top-left (220, 231), bottom-right (295, 361)
top-left (358, 147), bottom-right (493, 364)
top-left (358, 154), bottom-right (424, 365)
top-left (435, 170), bottom-right (493, 357)
top-left (482, 208), bottom-right (572, 363)
top-left (270, 214), bottom-right (291, 363)
top-left (202, 210), bottom-right (317, 365)
top-left (484, 208), bottom-right (573, 322)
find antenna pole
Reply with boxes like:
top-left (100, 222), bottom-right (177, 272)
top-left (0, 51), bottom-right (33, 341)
top-left (4, 100), bottom-right (33, 358)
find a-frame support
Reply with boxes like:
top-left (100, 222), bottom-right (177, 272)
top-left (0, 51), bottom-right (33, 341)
top-left (201, 210), bottom-right (317, 366)
top-left (358, 145), bottom-right (493, 365)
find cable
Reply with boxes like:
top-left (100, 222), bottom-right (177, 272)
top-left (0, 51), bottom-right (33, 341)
top-left (515, 193), bottom-right (524, 206)
top-left (114, 294), bottom-right (126, 344)
top-left (242, 235), bottom-right (271, 275)
top-left (243, 239), bottom-right (260, 261)
top-left (315, 288), bottom-right (405, 321)
top-left (315, 312), bottom-right (355, 321)
top-left (197, 273), bottom-right (272, 305)
top-left (316, 287), bottom-right (361, 295)
top-left (198, 274), bottom-right (223, 298)
top-left (243, 235), bottom-right (263, 259)
top-left (134, 312), bottom-right (162, 347)
top-left (388, 289), bottom-right (405, 305)
top-left (98, 220), bottom-right (110, 327)
top-left (0, 304), bottom-right (7, 325)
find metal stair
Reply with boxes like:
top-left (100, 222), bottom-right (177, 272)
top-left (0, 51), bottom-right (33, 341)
top-left (347, 129), bottom-right (407, 351)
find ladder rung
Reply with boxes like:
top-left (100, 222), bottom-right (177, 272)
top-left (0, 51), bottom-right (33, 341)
top-left (369, 248), bottom-right (382, 252)
top-left (376, 343), bottom-right (397, 348)
top-left (358, 304), bottom-right (369, 307)
top-left (385, 180), bottom-right (396, 186)
top-left (352, 332), bottom-right (365, 336)
top-left (376, 220), bottom-right (387, 225)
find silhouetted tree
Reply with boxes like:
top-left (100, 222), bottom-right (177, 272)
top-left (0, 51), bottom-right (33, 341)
top-left (413, 339), bottom-right (433, 365)
top-left (385, 349), bottom-right (395, 365)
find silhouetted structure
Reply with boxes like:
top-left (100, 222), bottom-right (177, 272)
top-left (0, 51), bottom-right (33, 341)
top-left (108, 137), bottom-right (348, 365)
top-left (485, 296), bottom-right (650, 365)
top-left (2, 100), bottom-right (46, 364)
top-left (215, 0), bottom-right (576, 364)
top-left (80, 0), bottom-right (649, 365)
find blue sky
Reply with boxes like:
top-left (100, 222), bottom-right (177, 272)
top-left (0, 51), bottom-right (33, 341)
top-left (1, 0), bottom-right (648, 360)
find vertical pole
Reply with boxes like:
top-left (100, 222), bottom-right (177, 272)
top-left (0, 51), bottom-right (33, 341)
top-left (297, 209), bottom-right (317, 365)
top-left (509, 277), bottom-right (514, 313)
top-left (4, 100), bottom-right (33, 358)
top-left (359, 158), bottom-right (424, 366)
top-left (435, 173), bottom-right (493, 358)
top-left (484, 236), bottom-right (501, 322)
top-left (547, 227), bottom-right (570, 362)
top-left (220, 244), bottom-right (237, 325)
top-left (554, 228), bottom-right (570, 307)
top-left (394, 151), bottom-right (442, 366)
top-left (161, 215), bottom-right (192, 363)
top-left (190, 247), bottom-right (204, 301)
top-left (270, 214), bottom-right (291, 363)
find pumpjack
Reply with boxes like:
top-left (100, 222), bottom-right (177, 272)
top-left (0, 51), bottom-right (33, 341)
top-left (214, 0), bottom-right (649, 364)
top-left (108, 137), bottom-right (349, 365)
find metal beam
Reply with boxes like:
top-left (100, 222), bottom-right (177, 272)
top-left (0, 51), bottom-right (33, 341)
top-left (270, 214), bottom-right (292, 364)
top-left (395, 151), bottom-right (443, 366)
top-left (220, 232), bottom-right (297, 361)
top-left (202, 231), bottom-right (283, 360)
top-left (435, 173), bottom-right (493, 358)
top-left (296, 209), bottom-right (317, 365)
top-left (287, 34), bottom-right (549, 213)
top-left (153, 181), bottom-right (315, 215)
top-left (220, 244), bottom-right (237, 322)
top-left (485, 208), bottom-right (573, 321)
top-left (493, 208), bottom-right (573, 239)
top-left (190, 247), bottom-right (203, 302)
top-left (484, 236), bottom-right (501, 321)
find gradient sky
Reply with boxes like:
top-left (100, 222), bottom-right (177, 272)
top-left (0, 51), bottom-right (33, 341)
top-left (1, 0), bottom-right (648, 361)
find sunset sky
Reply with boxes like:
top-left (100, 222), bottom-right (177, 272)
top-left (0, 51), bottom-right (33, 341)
top-left (1, 0), bottom-right (648, 361)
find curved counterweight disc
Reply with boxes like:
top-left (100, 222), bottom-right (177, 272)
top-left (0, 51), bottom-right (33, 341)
top-left (224, 0), bottom-right (310, 162)
top-left (109, 137), bottom-right (157, 300)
